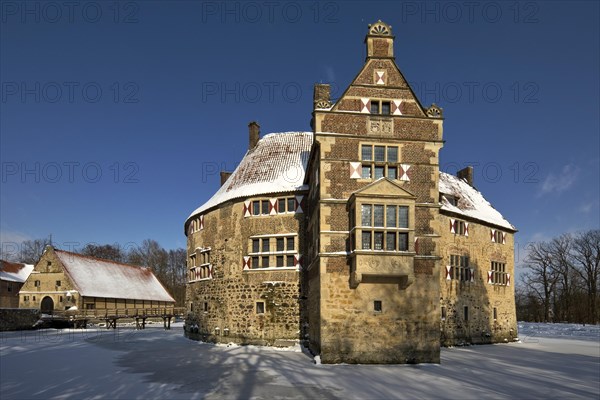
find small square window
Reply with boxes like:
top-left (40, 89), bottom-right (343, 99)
top-left (374, 300), bottom-right (382, 312)
top-left (56, 280), bottom-right (61, 287)
top-left (276, 238), bottom-right (284, 252)
top-left (276, 256), bottom-right (284, 267)
top-left (361, 166), bottom-right (372, 179)
top-left (381, 101), bottom-right (391, 115)
top-left (374, 232), bottom-right (384, 250)
top-left (398, 233), bottom-right (409, 251)
top-left (387, 147), bottom-right (398, 163)
top-left (287, 198), bottom-right (296, 213)
top-left (370, 102), bottom-right (379, 114)
top-left (362, 231), bottom-right (372, 250)
top-left (286, 237), bottom-right (295, 251)
top-left (252, 239), bottom-right (260, 253)
top-left (253, 201), bottom-right (260, 216)
top-left (252, 256), bottom-right (259, 269)
top-left (361, 145), bottom-right (373, 161)
top-left (278, 198), bottom-right (286, 213)
top-left (374, 166), bottom-right (385, 179)
top-left (374, 146), bottom-right (385, 162)
top-left (262, 238), bottom-right (270, 253)
top-left (262, 256), bottom-right (269, 268)
top-left (34, 280), bottom-right (40, 287)
top-left (261, 200), bottom-right (269, 215)
top-left (386, 232), bottom-right (396, 251)
top-left (286, 255), bottom-right (295, 267)
top-left (387, 166), bottom-right (397, 180)
top-left (256, 302), bottom-right (265, 314)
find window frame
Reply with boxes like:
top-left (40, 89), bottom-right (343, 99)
top-left (359, 143), bottom-right (401, 181)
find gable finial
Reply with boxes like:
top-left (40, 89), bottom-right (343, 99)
top-left (368, 20), bottom-right (392, 36)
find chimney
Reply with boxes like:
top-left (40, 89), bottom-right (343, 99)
top-left (313, 83), bottom-right (331, 109)
top-left (220, 171), bottom-right (232, 186)
top-left (365, 20), bottom-right (394, 59)
top-left (248, 121), bottom-right (260, 150)
top-left (457, 166), bottom-right (474, 187)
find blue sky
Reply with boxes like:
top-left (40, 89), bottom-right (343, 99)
top-left (1, 1), bottom-right (598, 267)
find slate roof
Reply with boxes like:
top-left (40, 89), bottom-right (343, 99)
top-left (439, 172), bottom-right (516, 231)
top-left (187, 131), bottom-right (313, 219)
top-left (54, 249), bottom-right (175, 302)
top-left (0, 260), bottom-right (34, 283)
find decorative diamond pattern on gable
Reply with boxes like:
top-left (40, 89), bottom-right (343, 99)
top-left (361, 98), bottom-right (371, 113)
top-left (375, 70), bottom-right (386, 85)
top-left (350, 162), bottom-right (362, 179)
top-left (392, 100), bottom-right (402, 115)
top-left (243, 200), bottom-right (251, 218)
top-left (399, 164), bottom-right (410, 181)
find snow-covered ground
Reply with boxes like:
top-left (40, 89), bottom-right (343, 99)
top-left (1, 322), bottom-right (598, 399)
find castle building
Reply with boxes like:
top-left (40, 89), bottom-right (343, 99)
top-left (184, 21), bottom-right (517, 364)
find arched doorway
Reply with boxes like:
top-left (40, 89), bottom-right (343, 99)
top-left (40, 296), bottom-right (54, 314)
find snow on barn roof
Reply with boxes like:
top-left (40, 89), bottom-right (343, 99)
top-left (54, 249), bottom-right (175, 302)
top-left (188, 131), bottom-right (313, 219)
top-left (438, 172), bottom-right (516, 231)
top-left (0, 260), bottom-right (34, 283)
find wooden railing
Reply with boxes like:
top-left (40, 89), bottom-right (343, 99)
top-left (54, 307), bottom-right (186, 319)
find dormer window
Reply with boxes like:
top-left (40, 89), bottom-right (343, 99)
top-left (441, 194), bottom-right (458, 207)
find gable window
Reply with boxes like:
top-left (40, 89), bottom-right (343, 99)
top-left (360, 144), bottom-right (402, 181)
top-left (34, 280), bottom-right (40, 287)
top-left (256, 301), bottom-right (265, 314)
top-left (374, 300), bottom-right (382, 312)
top-left (370, 100), bottom-right (391, 115)
top-left (56, 280), bottom-right (61, 287)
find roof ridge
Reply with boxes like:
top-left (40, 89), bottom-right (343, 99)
top-left (54, 248), bottom-right (147, 270)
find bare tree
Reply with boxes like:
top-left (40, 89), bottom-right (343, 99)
top-left (523, 241), bottom-right (560, 322)
top-left (549, 234), bottom-right (574, 321)
top-left (18, 238), bottom-right (52, 264)
top-left (571, 230), bottom-right (600, 324)
top-left (80, 243), bottom-right (126, 262)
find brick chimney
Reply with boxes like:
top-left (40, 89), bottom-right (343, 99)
top-left (220, 171), bottom-right (232, 186)
top-left (313, 83), bottom-right (331, 108)
top-left (365, 20), bottom-right (394, 59)
top-left (248, 121), bottom-right (260, 150)
top-left (457, 166), bottom-right (474, 187)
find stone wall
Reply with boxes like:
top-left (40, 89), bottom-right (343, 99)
top-left (185, 196), bottom-right (305, 345)
top-left (438, 213), bottom-right (517, 345)
top-left (0, 308), bottom-right (40, 331)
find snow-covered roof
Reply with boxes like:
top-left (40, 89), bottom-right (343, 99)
top-left (188, 131), bottom-right (313, 220)
top-left (0, 260), bottom-right (34, 283)
top-left (54, 250), bottom-right (175, 302)
top-left (438, 172), bottom-right (516, 231)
